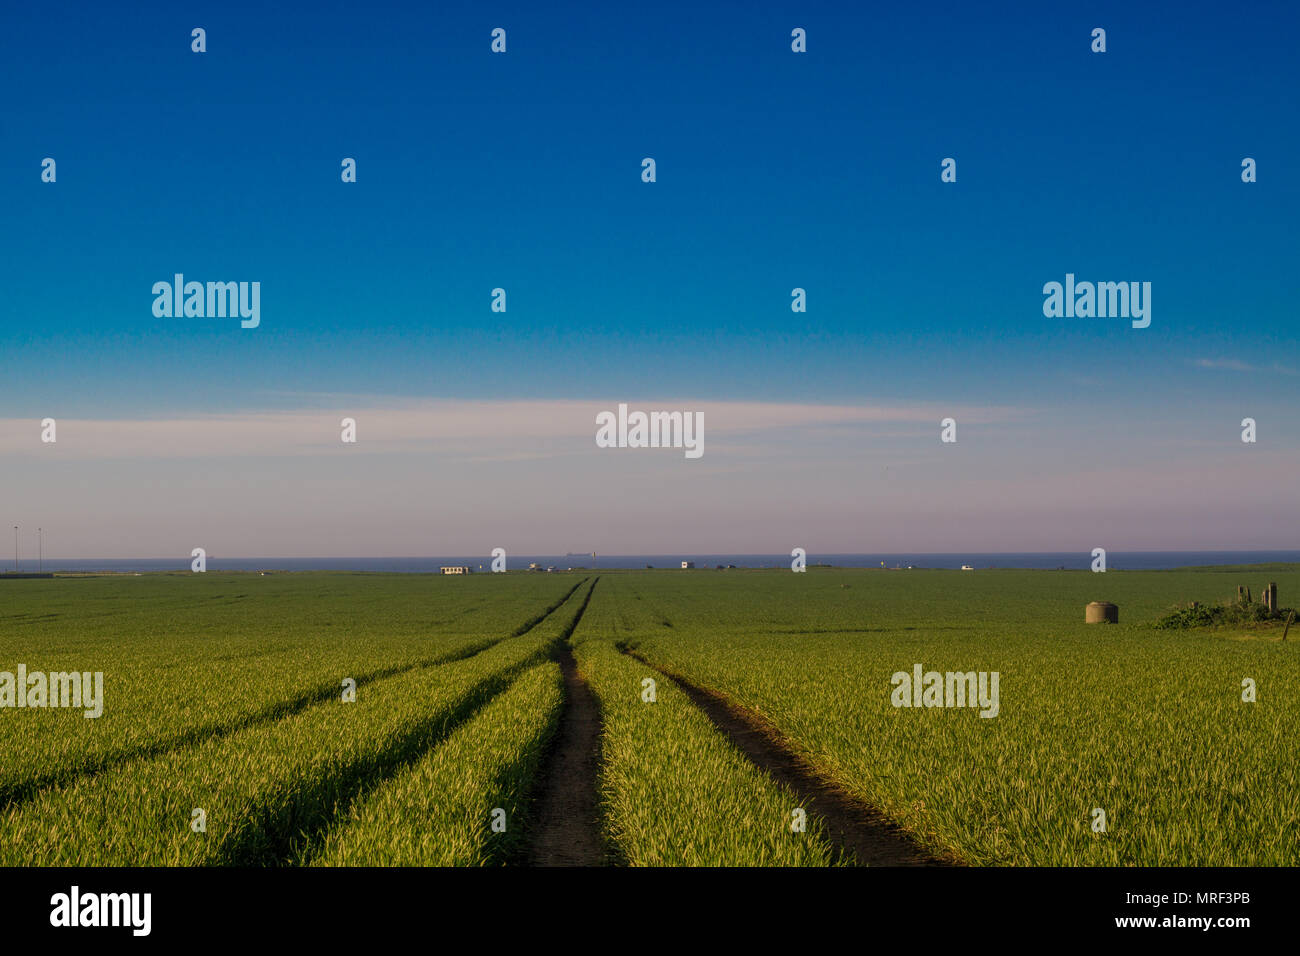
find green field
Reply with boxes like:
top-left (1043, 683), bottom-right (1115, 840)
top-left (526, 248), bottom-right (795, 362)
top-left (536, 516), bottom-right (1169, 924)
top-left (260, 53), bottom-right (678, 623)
top-left (1, 567), bottom-right (1296, 866)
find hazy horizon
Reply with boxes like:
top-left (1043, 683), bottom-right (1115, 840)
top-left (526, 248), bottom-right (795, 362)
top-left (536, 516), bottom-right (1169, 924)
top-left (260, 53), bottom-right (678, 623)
top-left (13, 549), bottom-right (1300, 565)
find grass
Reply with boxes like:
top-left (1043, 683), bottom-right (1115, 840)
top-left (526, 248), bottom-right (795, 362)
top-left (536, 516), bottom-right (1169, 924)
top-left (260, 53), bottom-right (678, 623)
top-left (2, 566), bottom-right (1295, 866)
top-left (613, 568), bottom-right (1300, 865)
top-left (309, 661), bottom-right (564, 865)
top-left (0, 576), bottom-right (589, 865)
top-left (0, 572), bottom-right (579, 807)
top-left (571, 623), bottom-right (838, 866)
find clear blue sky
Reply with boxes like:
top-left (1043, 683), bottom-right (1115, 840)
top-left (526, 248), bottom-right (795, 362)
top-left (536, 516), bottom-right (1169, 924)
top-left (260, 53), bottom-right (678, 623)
top-left (1, 1), bottom-right (1297, 556)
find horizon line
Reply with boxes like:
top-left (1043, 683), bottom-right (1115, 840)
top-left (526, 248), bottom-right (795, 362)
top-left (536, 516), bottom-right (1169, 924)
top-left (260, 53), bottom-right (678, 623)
top-left (16, 549), bottom-right (1300, 561)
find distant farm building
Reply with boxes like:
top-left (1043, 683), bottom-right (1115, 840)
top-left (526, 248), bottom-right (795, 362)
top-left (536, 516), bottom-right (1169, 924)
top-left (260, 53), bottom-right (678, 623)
top-left (440, 566), bottom-right (472, 575)
top-left (681, 561), bottom-right (695, 569)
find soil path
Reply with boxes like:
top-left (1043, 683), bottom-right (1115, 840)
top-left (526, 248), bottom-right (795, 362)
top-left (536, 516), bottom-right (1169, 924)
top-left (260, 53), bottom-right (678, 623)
top-left (626, 650), bottom-right (957, 867)
top-left (525, 585), bottom-right (604, 866)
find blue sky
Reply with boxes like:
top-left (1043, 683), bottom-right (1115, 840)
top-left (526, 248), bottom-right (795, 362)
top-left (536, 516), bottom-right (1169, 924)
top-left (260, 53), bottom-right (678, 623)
top-left (1, 1), bottom-right (1297, 556)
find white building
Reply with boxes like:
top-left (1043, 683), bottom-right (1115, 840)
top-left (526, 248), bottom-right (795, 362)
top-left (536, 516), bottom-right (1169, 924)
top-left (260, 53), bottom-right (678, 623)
top-left (440, 566), bottom-right (472, 575)
top-left (681, 561), bottom-right (695, 569)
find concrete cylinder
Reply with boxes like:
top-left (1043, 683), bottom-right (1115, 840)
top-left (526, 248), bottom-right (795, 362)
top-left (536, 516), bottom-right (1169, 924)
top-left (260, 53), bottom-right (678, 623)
top-left (1086, 601), bottom-right (1119, 624)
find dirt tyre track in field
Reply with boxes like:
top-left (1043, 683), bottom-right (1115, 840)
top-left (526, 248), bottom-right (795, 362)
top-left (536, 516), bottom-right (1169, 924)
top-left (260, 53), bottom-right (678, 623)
top-left (525, 580), bottom-right (605, 866)
top-left (625, 649), bottom-right (957, 867)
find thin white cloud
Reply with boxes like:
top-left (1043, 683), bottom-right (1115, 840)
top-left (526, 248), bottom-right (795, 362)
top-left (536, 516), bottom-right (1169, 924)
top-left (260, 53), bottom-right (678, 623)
top-left (1195, 358), bottom-right (1297, 375)
top-left (0, 399), bottom-right (1025, 460)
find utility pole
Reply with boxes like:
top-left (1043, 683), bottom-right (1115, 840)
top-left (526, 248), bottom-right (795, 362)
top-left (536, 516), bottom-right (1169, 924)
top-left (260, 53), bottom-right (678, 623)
top-left (38, 528), bottom-right (42, 573)
top-left (12, 526), bottom-right (17, 572)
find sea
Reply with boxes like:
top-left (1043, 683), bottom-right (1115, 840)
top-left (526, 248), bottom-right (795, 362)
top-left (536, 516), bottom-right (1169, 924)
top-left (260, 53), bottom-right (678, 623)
top-left (16, 551), bottom-right (1300, 574)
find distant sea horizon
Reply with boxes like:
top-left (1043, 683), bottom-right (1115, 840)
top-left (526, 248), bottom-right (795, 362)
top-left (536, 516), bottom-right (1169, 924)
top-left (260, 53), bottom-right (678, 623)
top-left (11, 551), bottom-right (1300, 574)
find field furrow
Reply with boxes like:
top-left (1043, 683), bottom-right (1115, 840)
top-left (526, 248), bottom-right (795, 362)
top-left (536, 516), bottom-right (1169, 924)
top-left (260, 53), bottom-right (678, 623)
top-left (308, 661), bottom-right (564, 866)
top-left (572, 590), bottom-right (840, 866)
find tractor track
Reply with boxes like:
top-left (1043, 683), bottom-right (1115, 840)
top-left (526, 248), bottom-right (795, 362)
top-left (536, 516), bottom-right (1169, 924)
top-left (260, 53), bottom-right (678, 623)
top-left (624, 648), bottom-right (958, 867)
top-left (524, 579), bottom-right (605, 866)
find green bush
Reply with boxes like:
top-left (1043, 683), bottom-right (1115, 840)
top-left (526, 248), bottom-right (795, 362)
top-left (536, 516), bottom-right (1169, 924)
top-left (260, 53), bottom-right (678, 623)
top-left (1154, 600), bottom-right (1293, 629)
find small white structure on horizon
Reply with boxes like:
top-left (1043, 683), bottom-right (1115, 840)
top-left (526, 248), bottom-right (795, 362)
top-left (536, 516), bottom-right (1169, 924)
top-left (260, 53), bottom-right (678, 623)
top-left (681, 561), bottom-right (695, 569)
top-left (960, 564), bottom-right (974, 571)
top-left (440, 566), bottom-right (472, 575)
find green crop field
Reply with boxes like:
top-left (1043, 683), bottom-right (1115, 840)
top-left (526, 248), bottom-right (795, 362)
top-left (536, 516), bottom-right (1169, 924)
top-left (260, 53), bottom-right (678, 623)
top-left (1, 566), bottom-right (1295, 866)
